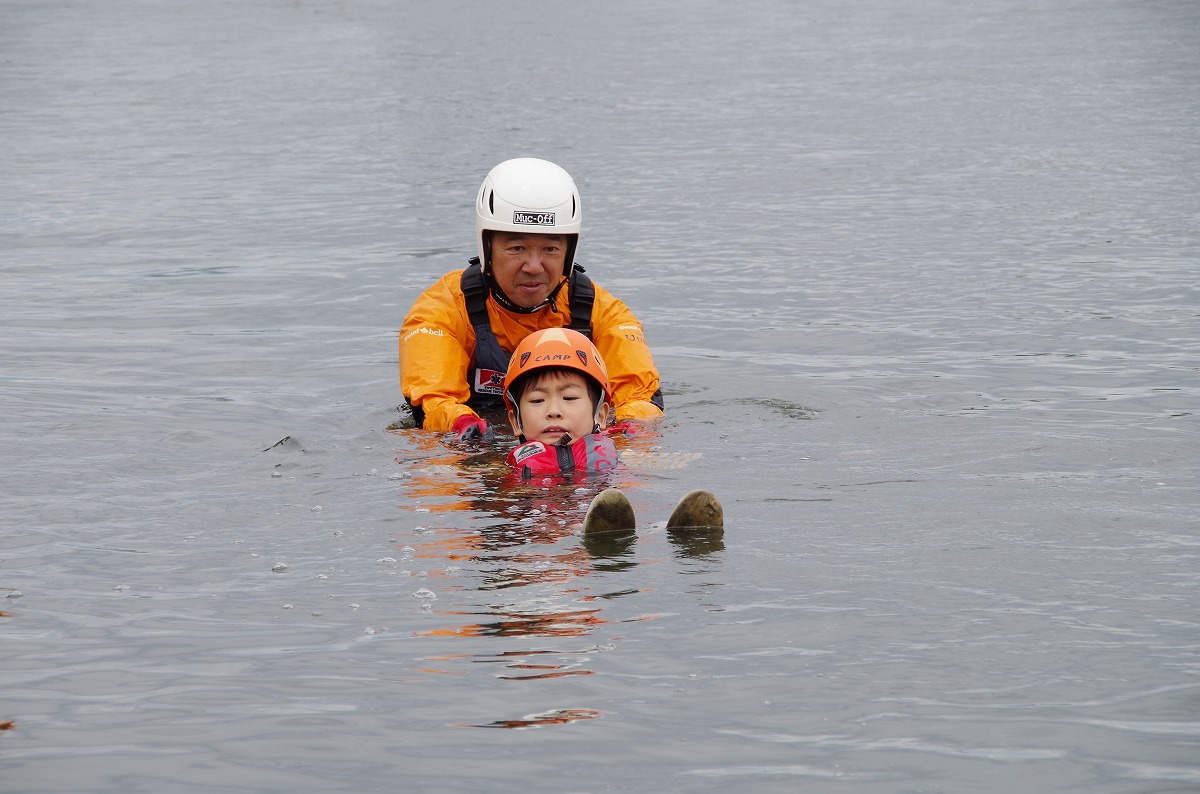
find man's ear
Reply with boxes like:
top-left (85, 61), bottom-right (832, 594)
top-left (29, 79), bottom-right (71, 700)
top-left (507, 408), bottom-right (522, 437)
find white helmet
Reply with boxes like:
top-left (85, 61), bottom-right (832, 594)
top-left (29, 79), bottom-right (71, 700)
top-left (475, 158), bottom-right (582, 276)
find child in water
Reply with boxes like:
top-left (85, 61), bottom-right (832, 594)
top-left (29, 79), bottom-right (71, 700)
top-left (502, 327), bottom-right (722, 534)
top-left (502, 327), bottom-right (619, 478)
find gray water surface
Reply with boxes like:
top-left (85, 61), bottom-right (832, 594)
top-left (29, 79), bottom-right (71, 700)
top-left (3, 1), bottom-right (1199, 791)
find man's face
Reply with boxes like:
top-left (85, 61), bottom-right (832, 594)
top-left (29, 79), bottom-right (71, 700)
top-left (488, 232), bottom-right (568, 309)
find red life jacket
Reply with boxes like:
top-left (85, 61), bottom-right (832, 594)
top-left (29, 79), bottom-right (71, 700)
top-left (506, 434), bottom-right (619, 479)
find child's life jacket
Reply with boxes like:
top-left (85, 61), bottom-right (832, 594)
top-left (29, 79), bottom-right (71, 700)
top-left (506, 433), bottom-right (619, 478)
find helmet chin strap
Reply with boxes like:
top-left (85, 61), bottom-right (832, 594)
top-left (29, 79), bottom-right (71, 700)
top-left (537, 276), bottom-right (571, 313)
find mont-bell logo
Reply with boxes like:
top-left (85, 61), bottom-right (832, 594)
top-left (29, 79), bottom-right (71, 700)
top-left (519, 352), bottom-right (531, 368)
top-left (513, 211), bottom-right (555, 226)
top-left (576, 350), bottom-right (588, 367)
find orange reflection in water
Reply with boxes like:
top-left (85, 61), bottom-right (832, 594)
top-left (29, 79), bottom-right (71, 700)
top-left (415, 606), bottom-right (606, 639)
top-left (387, 424), bottom-right (660, 720)
top-left (464, 708), bottom-right (606, 730)
top-left (391, 426), bottom-right (640, 597)
top-left (420, 644), bottom-right (609, 683)
top-left (387, 422), bottom-right (660, 521)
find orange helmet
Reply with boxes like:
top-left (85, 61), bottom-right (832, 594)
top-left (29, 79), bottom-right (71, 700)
top-left (503, 327), bottom-right (612, 413)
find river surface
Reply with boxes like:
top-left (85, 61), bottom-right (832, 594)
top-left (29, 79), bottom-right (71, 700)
top-left (3, 1), bottom-right (1198, 791)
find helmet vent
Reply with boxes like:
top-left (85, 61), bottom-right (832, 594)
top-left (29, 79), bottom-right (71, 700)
top-left (488, 190), bottom-right (494, 215)
top-left (572, 196), bottom-right (577, 218)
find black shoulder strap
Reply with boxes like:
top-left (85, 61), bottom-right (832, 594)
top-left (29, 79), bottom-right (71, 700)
top-left (460, 258), bottom-right (510, 411)
top-left (461, 257), bottom-right (489, 329)
top-left (567, 265), bottom-right (595, 339)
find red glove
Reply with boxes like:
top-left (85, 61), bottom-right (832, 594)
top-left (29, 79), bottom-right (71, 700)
top-left (603, 419), bottom-right (646, 437)
top-left (451, 415), bottom-right (494, 442)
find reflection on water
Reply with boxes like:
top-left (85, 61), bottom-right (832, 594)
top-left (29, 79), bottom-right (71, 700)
top-left (386, 424), bottom-right (706, 709)
top-left (666, 525), bottom-right (726, 557)
top-left (466, 707), bottom-right (606, 730)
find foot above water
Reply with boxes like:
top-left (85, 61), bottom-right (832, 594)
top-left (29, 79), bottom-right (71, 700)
top-left (582, 488), bottom-right (637, 535)
top-left (666, 489), bottom-right (723, 529)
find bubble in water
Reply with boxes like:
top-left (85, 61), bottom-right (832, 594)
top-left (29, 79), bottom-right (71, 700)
top-left (5, 591), bottom-right (21, 600)
top-left (311, 612), bottom-right (322, 617)
top-left (399, 546), bottom-right (416, 558)
top-left (349, 603), bottom-right (360, 610)
top-left (311, 505), bottom-right (323, 512)
top-left (415, 507), bottom-right (430, 513)
top-left (315, 574), bottom-right (329, 581)
top-left (377, 557), bottom-right (398, 564)
top-left (272, 562), bottom-right (289, 573)
top-left (420, 603), bottom-right (433, 612)
top-left (443, 566), bottom-right (463, 575)
top-left (412, 588), bottom-right (436, 600)
top-left (332, 530), bottom-right (344, 536)
top-left (282, 604), bottom-right (294, 610)
top-left (113, 585), bottom-right (130, 592)
top-left (367, 468), bottom-right (379, 476)
top-left (271, 471), bottom-right (282, 479)
top-left (363, 627), bottom-right (377, 635)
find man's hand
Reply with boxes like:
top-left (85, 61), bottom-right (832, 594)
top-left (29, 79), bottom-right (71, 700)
top-left (452, 415), bottom-right (495, 443)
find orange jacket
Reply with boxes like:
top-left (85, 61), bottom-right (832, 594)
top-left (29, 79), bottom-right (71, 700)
top-left (400, 269), bottom-right (663, 431)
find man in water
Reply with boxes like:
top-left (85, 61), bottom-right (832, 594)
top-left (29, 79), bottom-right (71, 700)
top-left (399, 157), bottom-right (664, 440)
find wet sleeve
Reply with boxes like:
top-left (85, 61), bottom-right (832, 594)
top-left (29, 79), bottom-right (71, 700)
top-left (588, 285), bottom-right (665, 421)
top-left (398, 274), bottom-right (479, 432)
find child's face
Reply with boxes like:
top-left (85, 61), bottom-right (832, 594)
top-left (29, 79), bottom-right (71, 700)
top-left (508, 370), bottom-right (609, 445)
